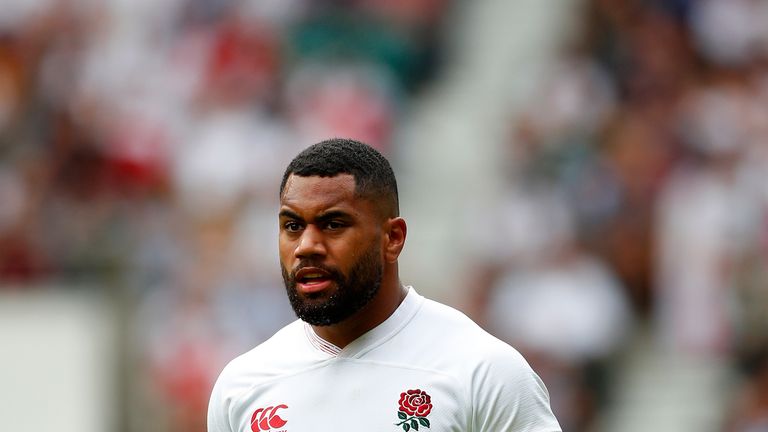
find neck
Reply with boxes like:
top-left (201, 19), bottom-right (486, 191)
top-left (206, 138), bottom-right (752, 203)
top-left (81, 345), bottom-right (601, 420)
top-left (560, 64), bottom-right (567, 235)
top-left (312, 274), bottom-right (407, 349)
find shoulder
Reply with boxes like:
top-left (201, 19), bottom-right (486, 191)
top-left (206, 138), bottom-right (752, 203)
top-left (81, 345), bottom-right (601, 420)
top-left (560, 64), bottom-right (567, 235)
top-left (208, 320), bottom-right (310, 432)
top-left (404, 296), bottom-right (561, 430)
top-left (386, 295), bottom-right (535, 380)
top-left (415, 297), bottom-right (524, 359)
top-left (212, 319), bottom-right (306, 395)
top-left (417, 299), bottom-right (561, 430)
top-left (414, 297), bottom-right (548, 385)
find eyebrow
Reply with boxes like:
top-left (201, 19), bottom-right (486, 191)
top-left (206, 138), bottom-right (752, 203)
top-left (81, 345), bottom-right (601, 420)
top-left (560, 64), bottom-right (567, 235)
top-left (278, 209), bottom-right (354, 223)
top-left (279, 209), bottom-right (302, 220)
top-left (316, 210), bottom-right (354, 223)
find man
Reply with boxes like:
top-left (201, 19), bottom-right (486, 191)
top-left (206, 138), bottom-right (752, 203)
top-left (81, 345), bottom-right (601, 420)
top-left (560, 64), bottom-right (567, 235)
top-left (207, 138), bottom-right (561, 432)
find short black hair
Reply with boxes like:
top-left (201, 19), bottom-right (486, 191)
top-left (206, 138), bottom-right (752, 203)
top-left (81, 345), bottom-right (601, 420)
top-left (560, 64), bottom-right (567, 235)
top-left (280, 138), bottom-right (399, 217)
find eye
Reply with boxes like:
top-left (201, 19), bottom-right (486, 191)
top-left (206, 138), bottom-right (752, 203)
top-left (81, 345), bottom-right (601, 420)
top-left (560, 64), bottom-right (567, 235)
top-left (283, 221), bottom-right (303, 233)
top-left (325, 220), bottom-right (346, 231)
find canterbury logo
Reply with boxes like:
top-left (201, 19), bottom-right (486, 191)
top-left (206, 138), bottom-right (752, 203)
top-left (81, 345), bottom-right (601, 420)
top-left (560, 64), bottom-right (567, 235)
top-left (251, 405), bottom-right (288, 431)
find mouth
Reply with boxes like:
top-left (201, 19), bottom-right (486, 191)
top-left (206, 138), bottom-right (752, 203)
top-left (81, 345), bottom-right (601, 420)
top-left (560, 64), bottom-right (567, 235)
top-left (294, 267), bottom-right (334, 294)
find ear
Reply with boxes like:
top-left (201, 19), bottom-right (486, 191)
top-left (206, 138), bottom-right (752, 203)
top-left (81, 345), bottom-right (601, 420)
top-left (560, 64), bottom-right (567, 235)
top-left (383, 217), bottom-right (407, 263)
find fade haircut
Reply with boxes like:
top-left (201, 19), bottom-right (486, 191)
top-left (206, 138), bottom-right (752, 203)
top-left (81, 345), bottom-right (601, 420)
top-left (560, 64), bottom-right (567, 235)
top-left (280, 138), bottom-right (399, 217)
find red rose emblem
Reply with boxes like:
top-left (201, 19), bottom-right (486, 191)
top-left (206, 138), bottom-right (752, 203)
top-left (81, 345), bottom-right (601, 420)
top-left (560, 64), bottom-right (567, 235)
top-left (398, 389), bottom-right (432, 417)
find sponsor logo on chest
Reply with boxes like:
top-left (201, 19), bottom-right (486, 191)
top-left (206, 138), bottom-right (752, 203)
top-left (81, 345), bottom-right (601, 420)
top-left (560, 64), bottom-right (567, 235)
top-left (251, 404), bottom-right (288, 432)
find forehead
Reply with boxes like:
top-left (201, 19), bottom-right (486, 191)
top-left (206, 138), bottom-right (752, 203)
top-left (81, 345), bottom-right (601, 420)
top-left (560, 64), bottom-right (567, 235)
top-left (280, 174), bottom-right (362, 214)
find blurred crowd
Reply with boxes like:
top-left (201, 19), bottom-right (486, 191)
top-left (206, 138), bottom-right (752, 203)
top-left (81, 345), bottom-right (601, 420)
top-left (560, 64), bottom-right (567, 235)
top-left (464, 0), bottom-right (768, 431)
top-left (3, 0), bottom-right (768, 431)
top-left (0, 0), bottom-right (447, 431)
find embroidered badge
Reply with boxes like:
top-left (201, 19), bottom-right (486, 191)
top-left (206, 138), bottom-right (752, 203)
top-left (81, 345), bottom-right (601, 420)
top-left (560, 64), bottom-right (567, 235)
top-left (251, 404), bottom-right (288, 431)
top-left (394, 389), bottom-right (432, 431)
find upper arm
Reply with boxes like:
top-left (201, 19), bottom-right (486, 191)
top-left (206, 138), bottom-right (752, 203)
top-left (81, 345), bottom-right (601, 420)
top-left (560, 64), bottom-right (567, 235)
top-left (470, 347), bottom-right (561, 432)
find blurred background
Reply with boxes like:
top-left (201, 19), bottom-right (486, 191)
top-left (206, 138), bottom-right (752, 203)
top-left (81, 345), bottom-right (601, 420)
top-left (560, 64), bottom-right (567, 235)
top-left (1, 0), bottom-right (767, 431)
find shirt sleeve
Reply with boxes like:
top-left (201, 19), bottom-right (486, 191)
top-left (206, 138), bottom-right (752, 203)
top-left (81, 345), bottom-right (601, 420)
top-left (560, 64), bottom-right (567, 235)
top-left (470, 345), bottom-right (561, 432)
top-left (207, 371), bottom-right (234, 432)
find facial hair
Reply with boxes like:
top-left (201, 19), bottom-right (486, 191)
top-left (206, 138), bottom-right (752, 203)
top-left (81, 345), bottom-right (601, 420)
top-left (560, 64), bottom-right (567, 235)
top-left (282, 245), bottom-right (383, 326)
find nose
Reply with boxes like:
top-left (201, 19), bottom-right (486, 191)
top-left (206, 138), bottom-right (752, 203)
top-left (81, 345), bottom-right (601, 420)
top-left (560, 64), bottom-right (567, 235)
top-left (294, 225), bottom-right (326, 258)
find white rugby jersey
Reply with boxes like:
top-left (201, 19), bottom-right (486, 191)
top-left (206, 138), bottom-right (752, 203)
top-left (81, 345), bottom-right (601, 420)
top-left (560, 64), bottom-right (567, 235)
top-left (208, 287), bottom-right (561, 432)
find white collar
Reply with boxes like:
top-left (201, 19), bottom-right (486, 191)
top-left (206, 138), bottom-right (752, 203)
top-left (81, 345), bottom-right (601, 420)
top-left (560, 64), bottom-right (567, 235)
top-left (304, 286), bottom-right (423, 358)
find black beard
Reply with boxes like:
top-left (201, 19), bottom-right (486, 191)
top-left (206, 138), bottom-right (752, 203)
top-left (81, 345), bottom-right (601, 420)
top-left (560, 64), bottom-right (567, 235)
top-left (282, 245), bottom-right (383, 326)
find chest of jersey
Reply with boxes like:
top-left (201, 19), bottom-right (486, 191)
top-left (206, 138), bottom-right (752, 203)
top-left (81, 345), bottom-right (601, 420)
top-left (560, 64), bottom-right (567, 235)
top-left (230, 359), bottom-right (467, 432)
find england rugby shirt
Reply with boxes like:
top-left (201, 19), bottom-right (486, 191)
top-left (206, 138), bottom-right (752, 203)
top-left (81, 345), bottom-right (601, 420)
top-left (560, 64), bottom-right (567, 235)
top-left (207, 287), bottom-right (561, 432)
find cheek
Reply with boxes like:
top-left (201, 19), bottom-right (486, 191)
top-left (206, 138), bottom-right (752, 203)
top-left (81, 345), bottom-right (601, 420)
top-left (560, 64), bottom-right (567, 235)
top-left (278, 238), bottom-right (295, 263)
top-left (327, 239), bottom-right (355, 263)
top-left (331, 236), bottom-right (374, 264)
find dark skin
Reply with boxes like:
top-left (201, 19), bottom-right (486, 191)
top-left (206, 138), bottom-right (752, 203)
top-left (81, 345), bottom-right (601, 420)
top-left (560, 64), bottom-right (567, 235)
top-left (279, 173), bottom-right (408, 348)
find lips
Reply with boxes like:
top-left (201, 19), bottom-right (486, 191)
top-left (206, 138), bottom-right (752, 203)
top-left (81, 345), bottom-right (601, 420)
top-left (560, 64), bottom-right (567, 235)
top-left (294, 267), bottom-right (334, 294)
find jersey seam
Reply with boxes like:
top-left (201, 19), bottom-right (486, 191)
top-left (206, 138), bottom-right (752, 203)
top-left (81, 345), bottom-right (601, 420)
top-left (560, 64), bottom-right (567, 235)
top-left (330, 356), bottom-right (464, 382)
